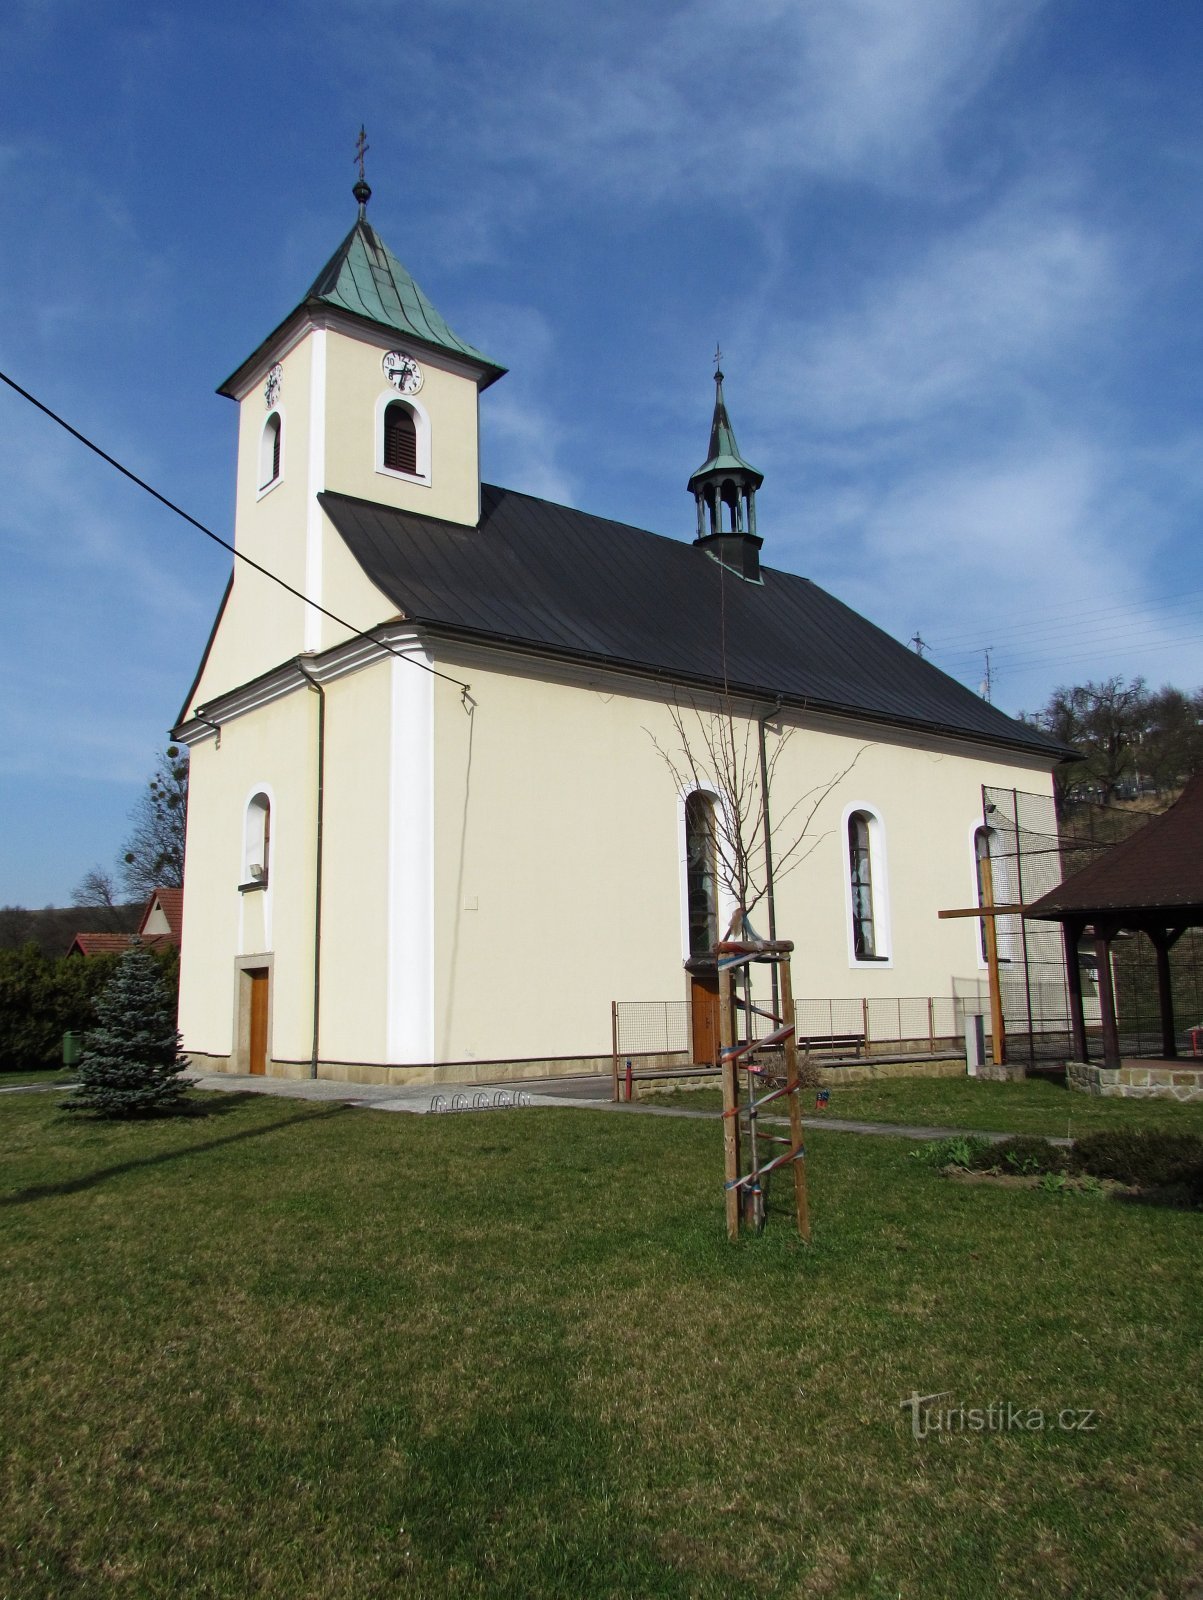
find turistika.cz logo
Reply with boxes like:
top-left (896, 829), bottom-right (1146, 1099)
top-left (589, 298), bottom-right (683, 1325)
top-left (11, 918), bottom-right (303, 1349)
top-left (901, 1391), bottom-right (1099, 1441)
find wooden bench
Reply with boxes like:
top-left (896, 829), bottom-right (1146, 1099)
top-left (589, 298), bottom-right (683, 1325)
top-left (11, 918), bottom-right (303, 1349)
top-left (795, 1032), bottom-right (866, 1058)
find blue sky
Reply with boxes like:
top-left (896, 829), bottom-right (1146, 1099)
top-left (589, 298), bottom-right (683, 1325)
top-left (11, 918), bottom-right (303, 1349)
top-left (3, 0), bottom-right (1203, 907)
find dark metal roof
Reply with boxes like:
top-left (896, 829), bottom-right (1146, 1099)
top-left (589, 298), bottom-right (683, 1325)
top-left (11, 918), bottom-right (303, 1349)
top-left (319, 485), bottom-right (1066, 758)
top-left (1027, 774), bottom-right (1203, 923)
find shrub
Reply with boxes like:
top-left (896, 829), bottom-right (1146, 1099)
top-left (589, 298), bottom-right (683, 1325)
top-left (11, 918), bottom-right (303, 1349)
top-left (911, 1135), bottom-right (995, 1169)
top-left (1071, 1130), bottom-right (1203, 1189)
top-left (969, 1136), bottom-right (1072, 1177)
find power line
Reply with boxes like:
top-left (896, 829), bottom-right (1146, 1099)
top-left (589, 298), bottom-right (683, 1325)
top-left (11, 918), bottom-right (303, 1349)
top-left (924, 584), bottom-right (1203, 652)
top-left (0, 367), bottom-right (472, 699)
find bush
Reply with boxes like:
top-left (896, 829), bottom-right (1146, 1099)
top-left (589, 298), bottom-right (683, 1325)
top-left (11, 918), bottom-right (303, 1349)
top-left (969, 1136), bottom-right (1072, 1177)
top-left (911, 1135), bottom-right (995, 1169)
top-left (0, 945), bottom-right (119, 1070)
top-left (1071, 1130), bottom-right (1203, 1189)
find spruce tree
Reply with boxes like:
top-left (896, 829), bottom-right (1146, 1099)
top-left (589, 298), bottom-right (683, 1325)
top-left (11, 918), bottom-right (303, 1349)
top-left (61, 943), bottom-right (189, 1117)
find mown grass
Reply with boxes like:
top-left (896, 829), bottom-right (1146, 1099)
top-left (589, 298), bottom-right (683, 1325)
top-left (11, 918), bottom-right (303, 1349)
top-left (2, 1090), bottom-right (1201, 1598)
top-left (644, 1072), bottom-right (1203, 1137)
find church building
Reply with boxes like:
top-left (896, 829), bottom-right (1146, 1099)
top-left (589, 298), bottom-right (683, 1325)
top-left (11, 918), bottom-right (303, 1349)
top-left (174, 173), bottom-right (1065, 1084)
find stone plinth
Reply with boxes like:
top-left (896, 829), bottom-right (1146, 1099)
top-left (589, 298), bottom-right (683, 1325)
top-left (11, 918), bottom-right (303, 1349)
top-left (1067, 1059), bottom-right (1203, 1102)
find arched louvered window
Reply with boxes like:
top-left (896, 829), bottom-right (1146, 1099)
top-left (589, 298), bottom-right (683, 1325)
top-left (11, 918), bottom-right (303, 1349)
top-left (260, 412), bottom-right (282, 489)
top-left (685, 792), bottom-right (719, 957)
top-left (383, 402), bottom-right (418, 476)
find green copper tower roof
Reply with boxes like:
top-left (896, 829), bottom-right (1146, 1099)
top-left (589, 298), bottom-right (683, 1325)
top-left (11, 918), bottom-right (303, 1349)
top-left (687, 367), bottom-right (763, 492)
top-left (218, 177), bottom-right (506, 397)
top-left (303, 217), bottom-right (505, 382)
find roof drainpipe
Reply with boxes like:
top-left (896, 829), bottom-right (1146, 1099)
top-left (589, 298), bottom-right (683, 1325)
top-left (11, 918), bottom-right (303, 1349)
top-left (296, 659), bottom-right (325, 1080)
top-left (758, 696), bottom-right (783, 1018)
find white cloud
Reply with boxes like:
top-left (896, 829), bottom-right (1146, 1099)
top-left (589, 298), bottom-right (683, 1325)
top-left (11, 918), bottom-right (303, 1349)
top-left (754, 185), bottom-right (1117, 438)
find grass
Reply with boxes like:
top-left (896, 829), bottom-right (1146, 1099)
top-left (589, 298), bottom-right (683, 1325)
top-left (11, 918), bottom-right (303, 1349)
top-left (1, 1090), bottom-right (1201, 1598)
top-left (642, 1071), bottom-right (1203, 1137)
top-left (0, 1069), bottom-right (68, 1089)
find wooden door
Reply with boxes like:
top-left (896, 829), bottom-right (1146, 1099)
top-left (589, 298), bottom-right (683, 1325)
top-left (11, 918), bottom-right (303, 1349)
top-left (690, 970), bottom-right (721, 1067)
top-left (248, 968), bottom-right (269, 1076)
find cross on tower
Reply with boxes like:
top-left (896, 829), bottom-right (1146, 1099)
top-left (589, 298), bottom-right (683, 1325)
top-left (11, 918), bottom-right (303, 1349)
top-left (713, 343), bottom-right (723, 374)
top-left (354, 125), bottom-right (370, 182)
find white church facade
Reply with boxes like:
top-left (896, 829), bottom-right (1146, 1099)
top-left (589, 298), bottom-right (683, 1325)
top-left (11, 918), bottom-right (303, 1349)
top-left (174, 176), bottom-right (1065, 1084)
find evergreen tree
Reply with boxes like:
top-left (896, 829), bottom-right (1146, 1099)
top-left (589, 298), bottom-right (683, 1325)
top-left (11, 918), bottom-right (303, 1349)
top-left (61, 943), bottom-right (189, 1116)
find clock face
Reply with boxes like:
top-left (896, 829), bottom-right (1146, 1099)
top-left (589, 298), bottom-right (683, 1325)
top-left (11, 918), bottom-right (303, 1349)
top-left (382, 351), bottom-right (424, 395)
top-left (264, 364), bottom-right (283, 408)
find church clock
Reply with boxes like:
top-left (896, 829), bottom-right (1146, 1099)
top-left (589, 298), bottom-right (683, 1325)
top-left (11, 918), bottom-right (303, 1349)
top-left (382, 351), bottom-right (424, 395)
top-left (264, 363), bottom-right (282, 408)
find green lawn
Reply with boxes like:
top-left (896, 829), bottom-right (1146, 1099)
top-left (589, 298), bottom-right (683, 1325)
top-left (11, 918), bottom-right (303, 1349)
top-left (644, 1072), bottom-right (1203, 1137)
top-left (2, 1089), bottom-right (1201, 1598)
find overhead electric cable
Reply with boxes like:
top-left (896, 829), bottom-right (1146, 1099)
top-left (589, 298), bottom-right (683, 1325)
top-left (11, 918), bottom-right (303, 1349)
top-left (0, 367), bottom-right (472, 698)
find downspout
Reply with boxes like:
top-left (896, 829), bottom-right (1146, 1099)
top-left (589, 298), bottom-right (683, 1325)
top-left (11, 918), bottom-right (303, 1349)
top-left (296, 659), bottom-right (325, 1079)
top-left (758, 696), bottom-right (783, 1016)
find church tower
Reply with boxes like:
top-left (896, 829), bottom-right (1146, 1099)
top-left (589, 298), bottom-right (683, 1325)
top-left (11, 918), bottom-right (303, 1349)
top-left (199, 143), bottom-right (505, 678)
top-left (688, 358), bottom-right (764, 582)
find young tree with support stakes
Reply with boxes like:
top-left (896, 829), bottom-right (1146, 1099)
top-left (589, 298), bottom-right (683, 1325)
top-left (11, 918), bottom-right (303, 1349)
top-left (61, 942), bottom-right (190, 1118)
top-left (650, 694), bottom-right (869, 938)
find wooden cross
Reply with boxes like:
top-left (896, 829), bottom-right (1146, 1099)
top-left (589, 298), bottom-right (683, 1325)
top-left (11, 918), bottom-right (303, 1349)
top-left (354, 125), bottom-right (370, 182)
top-left (937, 853), bottom-right (1027, 1067)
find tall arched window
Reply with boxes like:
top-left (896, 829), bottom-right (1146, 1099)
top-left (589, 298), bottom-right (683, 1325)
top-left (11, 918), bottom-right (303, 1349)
top-left (848, 810), bottom-right (877, 959)
top-left (685, 792), bottom-right (719, 957)
top-left (383, 402), bottom-right (418, 476)
top-left (259, 412), bottom-right (282, 490)
top-left (973, 826), bottom-right (993, 962)
top-left (244, 793), bottom-right (271, 887)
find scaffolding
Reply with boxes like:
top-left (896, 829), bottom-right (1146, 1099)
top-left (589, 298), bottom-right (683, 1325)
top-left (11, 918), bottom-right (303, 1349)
top-left (717, 938), bottom-right (811, 1243)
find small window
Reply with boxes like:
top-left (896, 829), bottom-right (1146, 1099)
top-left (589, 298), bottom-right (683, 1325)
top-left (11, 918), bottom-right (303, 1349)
top-left (260, 412), bottom-right (282, 489)
top-left (848, 812), bottom-right (877, 959)
top-left (685, 792), bottom-right (719, 957)
top-left (243, 793), bottom-right (271, 888)
top-left (383, 402), bottom-right (418, 477)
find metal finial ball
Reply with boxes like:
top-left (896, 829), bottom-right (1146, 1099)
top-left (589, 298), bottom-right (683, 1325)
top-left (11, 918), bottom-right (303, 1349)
top-left (353, 177), bottom-right (371, 207)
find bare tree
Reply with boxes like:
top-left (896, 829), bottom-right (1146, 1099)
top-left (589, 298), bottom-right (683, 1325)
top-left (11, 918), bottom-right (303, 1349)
top-left (650, 694), bottom-right (868, 936)
top-left (120, 746), bottom-right (189, 899)
top-left (71, 867), bottom-right (127, 931)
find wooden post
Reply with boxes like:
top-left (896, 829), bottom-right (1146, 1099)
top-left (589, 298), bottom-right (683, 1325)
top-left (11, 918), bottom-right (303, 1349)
top-left (1150, 928), bottom-right (1178, 1060)
top-left (778, 957), bottom-right (811, 1243)
top-left (719, 966), bottom-right (740, 1242)
top-left (979, 854), bottom-right (1007, 1066)
top-left (1094, 927), bottom-right (1121, 1071)
top-left (1062, 920), bottom-right (1088, 1063)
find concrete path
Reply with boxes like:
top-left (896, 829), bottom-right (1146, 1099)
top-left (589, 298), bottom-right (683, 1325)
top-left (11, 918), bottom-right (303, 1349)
top-left (181, 1070), bottom-right (1047, 1143)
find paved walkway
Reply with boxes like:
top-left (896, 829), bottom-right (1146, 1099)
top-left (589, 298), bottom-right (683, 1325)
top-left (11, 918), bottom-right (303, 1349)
top-left (181, 1070), bottom-right (1046, 1143)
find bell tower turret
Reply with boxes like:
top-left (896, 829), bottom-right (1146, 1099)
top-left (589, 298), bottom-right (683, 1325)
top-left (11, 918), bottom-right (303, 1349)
top-left (688, 353), bottom-right (764, 581)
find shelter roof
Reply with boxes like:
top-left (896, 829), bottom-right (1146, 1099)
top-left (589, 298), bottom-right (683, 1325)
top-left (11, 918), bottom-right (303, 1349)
top-left (1027, 773), bottom-right (1203, 923)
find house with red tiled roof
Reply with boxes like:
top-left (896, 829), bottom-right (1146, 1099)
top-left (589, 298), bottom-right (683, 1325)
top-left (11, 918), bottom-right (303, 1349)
top-left (67, 888), bottom-right (183, 959)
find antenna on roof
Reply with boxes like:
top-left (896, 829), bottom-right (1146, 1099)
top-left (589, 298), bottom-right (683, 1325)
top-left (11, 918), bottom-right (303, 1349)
top-left (352, 124), bottom-right (371, 217)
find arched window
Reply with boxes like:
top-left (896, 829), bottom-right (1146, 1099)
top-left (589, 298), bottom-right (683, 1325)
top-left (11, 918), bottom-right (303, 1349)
top-left (259, 412), bottom-right (282, 490)
top-left (973, 826), bottom-right (993, 962)
top-left (244, 793), bottom-right (271, 887)
top-left (685, 792), bottom-right (719, 957)
top-left (847, 811), bottom-right (877, 959)
top-left (383, 402), bottom-right (418, 476)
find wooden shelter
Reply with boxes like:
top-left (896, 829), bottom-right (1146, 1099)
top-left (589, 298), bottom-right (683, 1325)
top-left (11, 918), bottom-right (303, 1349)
top-left (1026, 775), bottom-right (1203, 1069)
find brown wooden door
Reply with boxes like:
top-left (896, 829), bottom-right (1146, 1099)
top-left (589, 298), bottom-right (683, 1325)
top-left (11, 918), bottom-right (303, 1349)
top-left (248, 969), bottom-right (269, 1076)
top-left (690, 970), bottom-right (721, 1066)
